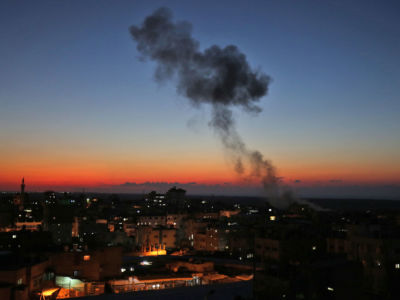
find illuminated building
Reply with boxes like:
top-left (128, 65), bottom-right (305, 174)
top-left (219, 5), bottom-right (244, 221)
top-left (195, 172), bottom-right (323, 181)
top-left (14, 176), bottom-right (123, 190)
top-left (123, 222), bottom-right (136, 237)
top-left (166, 213), bottom-right (187, 228)
top-left (71, 217), bottom-right (79, 238)
top-left (193, 227), bottom-right (229, 252)
top-left (133, 244), bottom-right (167, 256)
top-left (54, 276), bottom-right (104, 298)
top-left (136, 227), bottom-right (177, 252)
top-left (219, 209), bottom-right (240, 218)
top-left (137, 215), bottom-right (167, 227)
top-left (108, 275), bottom-right (199, 293)
top-left (15, 221), bottom-right (42, 232)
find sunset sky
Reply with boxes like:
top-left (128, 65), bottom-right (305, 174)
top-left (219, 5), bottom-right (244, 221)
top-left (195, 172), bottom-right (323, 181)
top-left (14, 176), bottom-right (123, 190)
top-left (1, 0), bottom-right (399, 198)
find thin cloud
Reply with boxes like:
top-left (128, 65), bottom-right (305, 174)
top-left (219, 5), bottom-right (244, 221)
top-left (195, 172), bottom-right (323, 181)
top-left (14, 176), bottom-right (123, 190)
top-left (329, 179), bottom-right (343, 183)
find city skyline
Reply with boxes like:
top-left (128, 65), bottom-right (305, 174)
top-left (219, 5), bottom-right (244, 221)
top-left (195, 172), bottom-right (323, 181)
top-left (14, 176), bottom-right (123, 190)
top-left (1, 0), bottom-right (399, 198)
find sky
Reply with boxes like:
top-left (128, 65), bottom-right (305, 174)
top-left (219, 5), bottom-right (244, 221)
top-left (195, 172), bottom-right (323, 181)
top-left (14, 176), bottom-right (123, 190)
top-left (0, 0), bottom-right (399, 198)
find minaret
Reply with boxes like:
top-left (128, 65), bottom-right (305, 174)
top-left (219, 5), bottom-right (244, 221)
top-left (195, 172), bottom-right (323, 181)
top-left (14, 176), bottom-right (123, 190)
top-left (21, 177), bottom-right (25, 194)
top-left (21, 177), bottom-right (25, 206)
top-left (15, 177), bottom-right (26, 211)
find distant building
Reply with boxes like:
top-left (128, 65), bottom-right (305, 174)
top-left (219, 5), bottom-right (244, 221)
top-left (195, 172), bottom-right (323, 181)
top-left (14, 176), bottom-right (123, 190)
top-left (0, 231), bottom-right (52, 252)
top-left (166, 213), bottom-right (187, 228)
top-left (193, 227), bottom-right (229, 252)
top-left (15, 221), bottom-right (42, 232)
top-left (145, 191), bottom-right (167, 208)
top-left (50, 247), bottom-right (123, 281)
top-left (137, 215), bottom-right (166, 227)
top-left (166, 186), bottom-right (186, 207)
top-left (43, 191), bottom-right (57, 206)
top-left (219, 209), bottom-right (241, 218)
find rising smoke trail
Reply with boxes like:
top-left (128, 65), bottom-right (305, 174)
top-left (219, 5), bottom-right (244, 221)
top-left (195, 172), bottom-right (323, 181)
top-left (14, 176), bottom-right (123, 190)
top-left (130, 7), bottom-right (287, 208)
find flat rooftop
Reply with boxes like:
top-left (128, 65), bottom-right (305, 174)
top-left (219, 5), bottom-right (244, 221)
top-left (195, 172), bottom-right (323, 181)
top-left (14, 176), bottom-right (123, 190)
top-left (70, 281), bottom-right (252, 300)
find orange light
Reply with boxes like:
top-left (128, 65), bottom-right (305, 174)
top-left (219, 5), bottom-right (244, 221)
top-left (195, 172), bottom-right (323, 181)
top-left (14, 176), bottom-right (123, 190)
top-left (41, 288), bottom-right (59, 296)
top-left (141, 250), bottom-right (167, 256)
top-left (83, 255), bottom-right (90, 261)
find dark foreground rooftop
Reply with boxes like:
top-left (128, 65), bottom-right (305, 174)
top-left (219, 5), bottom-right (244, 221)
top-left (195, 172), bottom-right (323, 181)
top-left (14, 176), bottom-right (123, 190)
top-left (71, 281), bottom-right (252, 300)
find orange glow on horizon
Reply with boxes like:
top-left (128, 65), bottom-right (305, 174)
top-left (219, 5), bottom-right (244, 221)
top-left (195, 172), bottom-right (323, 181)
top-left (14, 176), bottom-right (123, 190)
top-left (0, 154), bottom-right (399, 191)
top-left (0, 170), bottom-right (398, 192)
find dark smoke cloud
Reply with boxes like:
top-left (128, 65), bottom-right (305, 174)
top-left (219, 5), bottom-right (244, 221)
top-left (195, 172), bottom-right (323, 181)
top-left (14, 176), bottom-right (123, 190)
top-left (130, 8), bottom-right (270, 111)
top-left (130, 7), bottom-right (285, 207)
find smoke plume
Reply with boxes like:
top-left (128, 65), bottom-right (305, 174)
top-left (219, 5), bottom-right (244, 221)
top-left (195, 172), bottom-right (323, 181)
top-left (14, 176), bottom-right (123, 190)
top-left (130, 7), bottom-right (286, 207)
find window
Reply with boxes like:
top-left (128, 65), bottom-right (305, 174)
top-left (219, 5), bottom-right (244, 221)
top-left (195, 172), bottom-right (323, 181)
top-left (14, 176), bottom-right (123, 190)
top-left (17, 278), bottom-right (23, 285)
top-left (83, 255), bottom-right (90, 261)
top-left (44, 272), bottom-right (54, 280)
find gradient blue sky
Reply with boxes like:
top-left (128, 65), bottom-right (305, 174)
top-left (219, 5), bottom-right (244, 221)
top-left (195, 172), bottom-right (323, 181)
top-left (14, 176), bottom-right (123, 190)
top-left (0, 0), bottom-right (399, 198)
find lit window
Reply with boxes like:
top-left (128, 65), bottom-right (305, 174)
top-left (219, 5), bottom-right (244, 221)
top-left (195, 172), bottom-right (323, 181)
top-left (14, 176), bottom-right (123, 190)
top-left (395, 264), bottom-right (400, 269)
top-left (17, 278), bottom-right (22, 285)
top-left (270, 216), bottom-right (276, 221)
top-left (12, 235), bottom-right (17, 239)
top-left (83, 255), bottom-right (90, 261)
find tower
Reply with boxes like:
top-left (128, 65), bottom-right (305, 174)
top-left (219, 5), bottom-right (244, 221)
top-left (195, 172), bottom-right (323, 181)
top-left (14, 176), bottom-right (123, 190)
top-left (21, 177), bottom-right (25, 195)
top-left (14, 177), bottom-right (25, 210)
top-left (21, 177), bottom-right (25, 205)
